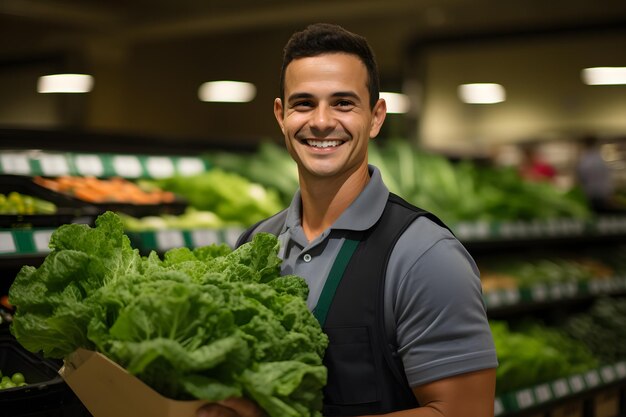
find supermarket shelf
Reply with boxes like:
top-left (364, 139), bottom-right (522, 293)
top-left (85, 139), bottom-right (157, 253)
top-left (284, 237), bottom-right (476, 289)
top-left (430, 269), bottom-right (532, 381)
top-left (126, 228), bottom-right (245, 253)
top-left (484, 277), bottom-right (626, 314)
top-left (0, 227), bottom-right (246, 258)
top-left (0, 150), bottom-right (210, 179)
top-left (495, 361), bottom-right (626, 416)
top-left (454, 216), bottom-right (626, 245)
top-left (4, 218), bottom-right (626, 257)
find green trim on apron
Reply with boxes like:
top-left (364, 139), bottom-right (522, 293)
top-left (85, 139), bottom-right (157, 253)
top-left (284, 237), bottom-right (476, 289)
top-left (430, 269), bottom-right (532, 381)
top-left (313, 238), bottom-right (360, 326)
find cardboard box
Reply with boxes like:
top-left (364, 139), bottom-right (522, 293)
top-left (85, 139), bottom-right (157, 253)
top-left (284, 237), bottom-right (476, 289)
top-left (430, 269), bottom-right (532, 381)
top-left (60, 348), bottom-right (206, 417)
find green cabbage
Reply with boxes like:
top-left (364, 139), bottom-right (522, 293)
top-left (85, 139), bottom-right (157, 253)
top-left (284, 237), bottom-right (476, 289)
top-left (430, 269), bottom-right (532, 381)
top-left (9, 212), bottom-right (327, 417)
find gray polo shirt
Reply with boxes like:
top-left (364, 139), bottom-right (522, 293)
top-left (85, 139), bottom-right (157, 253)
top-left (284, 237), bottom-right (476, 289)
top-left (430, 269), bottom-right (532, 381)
top-left (274, 165), bottom-right (497, 387)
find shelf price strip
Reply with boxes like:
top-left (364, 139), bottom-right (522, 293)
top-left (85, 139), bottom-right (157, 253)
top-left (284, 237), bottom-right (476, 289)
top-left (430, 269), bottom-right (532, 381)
top-left (498, 362), bottom-right (626, 414)
top-left (0, 231), bottom-right (17, 254)
top-left (0, 151), bottom-right (211, 179)
top-left (484, 276), bottom-right (626, 310)
top-left (128, 228), bottom-right (245, 253)
top-left (0, 229), bottom-right (54, 255)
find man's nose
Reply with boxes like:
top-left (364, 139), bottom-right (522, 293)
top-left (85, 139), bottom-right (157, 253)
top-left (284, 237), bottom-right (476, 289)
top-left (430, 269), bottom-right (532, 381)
top-left (310, 104), bottom-right (334, 132)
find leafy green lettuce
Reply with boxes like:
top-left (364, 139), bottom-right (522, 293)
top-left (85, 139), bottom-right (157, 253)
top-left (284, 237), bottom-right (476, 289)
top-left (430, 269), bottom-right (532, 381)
top-left (9, 212), bottom-right (327, 417)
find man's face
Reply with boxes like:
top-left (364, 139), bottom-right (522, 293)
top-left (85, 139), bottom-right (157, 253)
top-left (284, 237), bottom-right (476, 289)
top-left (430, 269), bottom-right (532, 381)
top-left (274, 53), bottom-right (386, 182)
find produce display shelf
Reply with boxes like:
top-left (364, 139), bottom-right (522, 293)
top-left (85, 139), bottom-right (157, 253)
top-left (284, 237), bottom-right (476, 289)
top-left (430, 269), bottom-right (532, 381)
top-left (0, 228), bottom-right (55, 255)
top-left (494, 361), bottom-right (626, 416)
top-left (0, 227), bottom-right (247, 256)
top-left (0, 150), bottom-right (210, 179)
top-left (483, 277), bottom-right (626, 310)
top-left (453, 216), bottom-right (626, 242)
top-left (126, 228), bottom-right (245, 252)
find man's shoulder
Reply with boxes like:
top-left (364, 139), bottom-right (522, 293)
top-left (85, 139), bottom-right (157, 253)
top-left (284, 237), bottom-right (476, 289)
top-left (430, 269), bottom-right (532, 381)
top-left (386, 193), bottom-right (452, 235)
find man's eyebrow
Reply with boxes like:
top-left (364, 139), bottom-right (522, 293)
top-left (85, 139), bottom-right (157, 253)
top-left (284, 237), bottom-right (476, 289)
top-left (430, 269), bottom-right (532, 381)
top-left (287, 91), bottom-right (361, 102)
top-left (287, 92), bottom-right (314, 102)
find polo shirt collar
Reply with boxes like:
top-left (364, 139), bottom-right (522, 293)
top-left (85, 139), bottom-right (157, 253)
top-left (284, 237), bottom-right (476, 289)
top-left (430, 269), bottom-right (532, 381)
top-left (282, 165), bottom-right (389, 236)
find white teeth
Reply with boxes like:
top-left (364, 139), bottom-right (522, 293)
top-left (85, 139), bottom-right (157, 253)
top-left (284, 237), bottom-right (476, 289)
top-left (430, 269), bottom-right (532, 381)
top-left (306, 140), bottom-right (342, 148)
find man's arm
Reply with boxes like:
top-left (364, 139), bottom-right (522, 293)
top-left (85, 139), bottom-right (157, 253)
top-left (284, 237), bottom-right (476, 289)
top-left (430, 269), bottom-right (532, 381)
top-left (376, 368), bottom-right (497, 417)
top-left (196, 368), bottom-right (496, 417)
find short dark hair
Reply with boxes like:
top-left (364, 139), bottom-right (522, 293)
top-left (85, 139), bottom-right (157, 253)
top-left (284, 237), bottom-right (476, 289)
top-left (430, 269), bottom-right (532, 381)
top-left (279, 23), bottom-right (380, 109)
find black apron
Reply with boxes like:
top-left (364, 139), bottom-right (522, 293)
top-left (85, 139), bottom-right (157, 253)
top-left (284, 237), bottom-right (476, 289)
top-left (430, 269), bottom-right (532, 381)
top-left (237, 193), bottom-right (450, 416)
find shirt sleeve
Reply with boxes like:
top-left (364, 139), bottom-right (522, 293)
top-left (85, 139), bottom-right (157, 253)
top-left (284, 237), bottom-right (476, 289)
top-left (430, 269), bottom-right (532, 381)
top-left (385, 217), bottom-right (498, 387)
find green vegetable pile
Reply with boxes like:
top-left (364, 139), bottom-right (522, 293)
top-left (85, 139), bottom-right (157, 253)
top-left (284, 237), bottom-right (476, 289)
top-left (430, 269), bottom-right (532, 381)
top-left (490, 320), bottom-right (598, 395)
top-left (150, 168), bottom-right (285, 227)
top-left (207, 140), bottom-right (592, 225)
top-left (564, 296), bottom-right (626, 364)
top-left (206, 142), bottom-right (300, 207)
top-left (370, 140), bottom-right (591, 224)
top-left (0, 371), bottom-right (27, 390)
top-left (0, 192), bottom-right (57, 215)
top-left (8, 212), bottom-right (328, 417)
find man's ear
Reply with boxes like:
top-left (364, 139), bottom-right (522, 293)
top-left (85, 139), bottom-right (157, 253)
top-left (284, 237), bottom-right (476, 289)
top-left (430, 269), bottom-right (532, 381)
top-left (369, 98), bottom-right (387, 139)
top-left (274, 98), bottom-right (285, 135)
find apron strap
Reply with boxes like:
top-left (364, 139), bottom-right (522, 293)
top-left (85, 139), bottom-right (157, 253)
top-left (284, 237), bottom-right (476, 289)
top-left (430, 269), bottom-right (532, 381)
top-left (313, 238), bottom-right (360, 326)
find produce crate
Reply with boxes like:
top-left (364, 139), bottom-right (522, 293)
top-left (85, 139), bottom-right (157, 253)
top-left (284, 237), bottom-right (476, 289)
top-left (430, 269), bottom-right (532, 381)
top-left (550, 399), bottom-right (583, 417)
top-left (1, 174), bottom-right (187, 224)
top-left (0, 175), bottom-right (95, 228)
top-left (0, 329), bottom-right (91, 417)
top-left (591, 388), bottom-right (620, 417)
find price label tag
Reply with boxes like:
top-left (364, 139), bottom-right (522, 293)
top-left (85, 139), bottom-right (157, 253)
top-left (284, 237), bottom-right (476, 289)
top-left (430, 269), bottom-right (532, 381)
top-left (473, 221), bottom-right (490, 240)
top-left (113, 155), bottom-right (143, 178)
top-left (563, 281), bottom-right (578, 297)
top-left (493, 398), bottom-right (504, 416)
top-left (569, 375), bottom-right (585, 392)
top-left (455, 223), bottom-right (473, 240)
top-left (498, 222), bottom-right (513, 238)
top-left (146, 157), bottom-right (175, 179)
top-left (570, 220), bottom-right (585, 235)
top-left (515, 389), bottom-right (535, 409)
top-left (155, 230), bottom-right (185, 251)
top-left (223, 228), bottom-right (244, 247)
top-left (549, 283), bottom-right (563, 299)
top-left (584, 370), bottom-right (601, 387)
top-left (74, 154), bottom-right (104, 177)
top-left (39, 154), bottom-right (70, 176)
top-left (177, 157), bottom-right (206, 176)
top-left (0, 232), bottom-right (16, 253)
top-left (600, 366), bottom-right (616, 383)
top-left (503, 289), bottom-right (520, 305)
top-left (486, 291), bottom-right (503, 308)
top-left (0, 153), bottom-right (31, 175)
top-left (33, 230), bottom-right (53, 253)
top-left (527, 220), bottom-right (543, 237)
top-left (552, 379), bottom-right (570, 398)
top-left (589, 280), bottom-right (602, 294)
top-left (615, 362), bottom-right (626, 378)
top-left (534, 384), bottom-right (552, 403)
top-left (545, 219), bottom-right (560, 236)
top-left (191, 229), bottom-right (220, 247)
top-left (531, 284), bottom-right (548, 302)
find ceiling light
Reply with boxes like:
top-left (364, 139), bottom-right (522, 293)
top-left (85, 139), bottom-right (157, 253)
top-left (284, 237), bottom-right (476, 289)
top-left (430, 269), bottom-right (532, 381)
top-left (380, 92), bottom-right (410, 114)
top-left (581, 67), bottom-right (626, 85)
top-left (198, 81), bottom-right (256, 103)
top-left (37, 74), bottom-right (94, 93)
top-left (458, 83), bottom-right (506, 104)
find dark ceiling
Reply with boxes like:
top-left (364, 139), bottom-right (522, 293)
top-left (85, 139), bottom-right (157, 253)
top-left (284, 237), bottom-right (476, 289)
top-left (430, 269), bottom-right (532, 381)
top-left (2, 0), bottom-right (626, 64)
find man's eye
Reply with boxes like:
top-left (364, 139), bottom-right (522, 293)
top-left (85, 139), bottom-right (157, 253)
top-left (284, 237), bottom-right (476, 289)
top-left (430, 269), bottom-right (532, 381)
top-left (293, 101), bottom-right (313, 109)
top-left (335, 100), bottom-right (355, 110)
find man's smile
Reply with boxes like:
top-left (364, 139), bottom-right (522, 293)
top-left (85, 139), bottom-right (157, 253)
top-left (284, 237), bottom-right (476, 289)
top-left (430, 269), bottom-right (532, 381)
top-left (303, 139), bottom-right (345, 148)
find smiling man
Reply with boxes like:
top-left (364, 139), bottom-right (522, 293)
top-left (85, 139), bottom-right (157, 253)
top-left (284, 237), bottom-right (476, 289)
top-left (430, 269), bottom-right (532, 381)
top-left (198, 23), bottom-right (497, 417)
